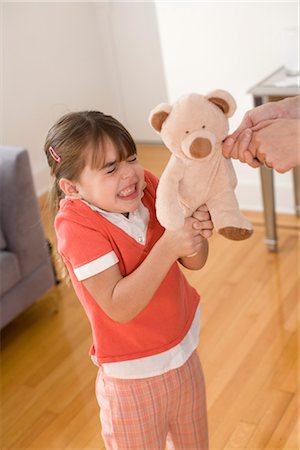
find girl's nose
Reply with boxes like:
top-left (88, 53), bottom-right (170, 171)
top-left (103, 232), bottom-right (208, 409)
top-left (121, 162), bottom-right (134, 179)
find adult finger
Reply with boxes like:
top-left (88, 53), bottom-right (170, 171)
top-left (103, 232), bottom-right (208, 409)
top-left (230, 112), bottom-right (254, 140)
top-left (244, 150), bottom-right (262, 168)
top-left (237, 128), bottom-right (253, 162)
top-left (251, 119), bottom-right (274, 131)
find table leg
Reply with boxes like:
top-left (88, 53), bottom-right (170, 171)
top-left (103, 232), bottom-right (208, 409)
top-left (259, 165), bottom-right (278, 251)
top-left (292, 166), bottom-right (300, 217)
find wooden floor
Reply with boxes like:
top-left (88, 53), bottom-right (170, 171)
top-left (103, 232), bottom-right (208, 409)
top-left (1, 144), bottom-right (299, 449)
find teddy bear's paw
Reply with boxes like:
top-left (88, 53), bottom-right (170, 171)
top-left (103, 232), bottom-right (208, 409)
top-left (156, 202), bottom-right (185, 230)
top-left (219, 227), bottom-right (253, 241)
top-left (162, 216), bottom-right (185, 231)
top-left (157, 211), bottom-right (185, 231)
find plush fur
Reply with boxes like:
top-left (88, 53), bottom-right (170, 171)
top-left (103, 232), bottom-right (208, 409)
top-left (149, 90), bottom-right (253, 240)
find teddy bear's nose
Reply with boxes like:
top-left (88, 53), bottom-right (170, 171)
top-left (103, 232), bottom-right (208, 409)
top-left (190, 137), bottom-right (212, 158)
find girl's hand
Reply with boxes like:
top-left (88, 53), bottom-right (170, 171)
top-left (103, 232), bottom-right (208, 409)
top-left (162, 216), bottom-right (206, 259)
top-left (192, 205), bottom-right (213, 239)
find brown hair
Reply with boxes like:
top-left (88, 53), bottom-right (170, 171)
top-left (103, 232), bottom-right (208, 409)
top-left (44, 110), bottom-right (137, 281)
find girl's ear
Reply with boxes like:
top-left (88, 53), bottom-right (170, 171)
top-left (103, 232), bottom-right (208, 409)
top-left (59, 178), bottom-right (80, 197)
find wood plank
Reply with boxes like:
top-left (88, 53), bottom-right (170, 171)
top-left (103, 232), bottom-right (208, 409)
top-left (246, 390), bottom-right (294, 449)
top-left (262, 393), bottom-right (299, 450)
top-left (283, 418), bottom-right (300, 449)
top-left (24, 382), bottom-right (99, 449)
top-left (224, 421), bottom-right (256, 449)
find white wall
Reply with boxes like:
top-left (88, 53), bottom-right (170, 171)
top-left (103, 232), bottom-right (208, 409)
top-left (154, 1), bottom-right (299, 213)
top-left (2, 3), bottom-right (114, 193)
top-left (2, 2), bottom-right (167, 194)
top-left (2, 1), bottom-right (299, 213)
top-left (101, 2), bottom-right (167, 141)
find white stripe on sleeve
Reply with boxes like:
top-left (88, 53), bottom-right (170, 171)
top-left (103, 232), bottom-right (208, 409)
top-left (74, 251), bottom-right (119, 281)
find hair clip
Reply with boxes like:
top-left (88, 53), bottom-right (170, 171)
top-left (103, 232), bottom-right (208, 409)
top-left (49, 146), bottom-right (61, 163)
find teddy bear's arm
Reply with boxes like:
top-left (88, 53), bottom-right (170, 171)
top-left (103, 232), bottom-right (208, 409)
top-left (225, 157), bottom-right (238, 188)
top-left (156, 155), bottom-right (186, 230)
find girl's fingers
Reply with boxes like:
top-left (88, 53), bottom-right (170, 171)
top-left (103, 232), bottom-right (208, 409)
top-left (200, 229), bottom-right (213, 239)
top-left (192, 220), bottom-right (212, 230)
top-left (192, 210), bottom-right (211, 221)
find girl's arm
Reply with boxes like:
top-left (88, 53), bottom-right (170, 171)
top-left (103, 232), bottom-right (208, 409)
top-left (83, 217), bottom-right (206, 323)
top-left (178, 239), bottom-right (208, 270)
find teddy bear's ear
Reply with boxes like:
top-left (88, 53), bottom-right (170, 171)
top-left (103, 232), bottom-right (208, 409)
top-left (149, 103), bottom-right (172, 133)
top-left (205, 89), bottom-right (237, 118)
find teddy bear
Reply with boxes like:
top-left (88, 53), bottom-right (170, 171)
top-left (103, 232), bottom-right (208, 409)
top-left (149, 90), bottom-right (253, 240)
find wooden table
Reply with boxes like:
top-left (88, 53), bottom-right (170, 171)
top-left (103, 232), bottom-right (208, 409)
top-left (248, 67), bottom-right (300, 251)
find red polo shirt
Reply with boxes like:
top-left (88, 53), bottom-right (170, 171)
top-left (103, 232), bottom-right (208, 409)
top-left (55, 170), bottom-right (200, 364)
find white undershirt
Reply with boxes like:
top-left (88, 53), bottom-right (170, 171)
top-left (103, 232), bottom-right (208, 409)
top-left (92, 306), bottom-right (200, 379)
top-left (81, 199), bottom-right (150, 245)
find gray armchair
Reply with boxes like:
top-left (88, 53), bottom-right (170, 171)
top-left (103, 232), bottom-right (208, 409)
top-left (0, 147), bottom-right (55, 329)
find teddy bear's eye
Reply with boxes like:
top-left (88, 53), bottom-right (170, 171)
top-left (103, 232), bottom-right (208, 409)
top-left (185, 131), bottom-right (189, 134)
top-left (202, 125), bottom-right (206, 129)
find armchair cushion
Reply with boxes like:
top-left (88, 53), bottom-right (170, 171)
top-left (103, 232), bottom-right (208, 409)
top-left (0, 226), bottom-right (6, 250)
top-left (0, 251), bottom-right (21, 296)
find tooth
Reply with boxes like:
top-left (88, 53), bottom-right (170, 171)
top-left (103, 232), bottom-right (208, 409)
top-left (120, 186), bottom-right (135, 196)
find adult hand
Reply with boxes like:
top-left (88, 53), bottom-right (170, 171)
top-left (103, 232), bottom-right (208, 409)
top-left (222, 101), bottom-right (283, 166)
top-left (222, 96), bottom-right (300, 172)
top-left (243, 118), bottom-right (300, 173)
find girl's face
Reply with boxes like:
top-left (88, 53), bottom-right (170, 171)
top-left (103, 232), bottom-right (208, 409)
top-left (75, 140), bottom-right (145, 214)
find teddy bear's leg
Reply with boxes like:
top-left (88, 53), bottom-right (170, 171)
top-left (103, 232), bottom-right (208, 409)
top-left (156, 195), bottom-right (185, 230)
top-left (156, 180), bottom-right (186, 230)
top-left (206, 191), bottom-right (253, 241)
top-left (155, 155), bottom-right (187, 230)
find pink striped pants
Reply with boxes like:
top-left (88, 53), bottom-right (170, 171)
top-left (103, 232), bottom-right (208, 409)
top-left (95, 350), bottom-right (208, 450)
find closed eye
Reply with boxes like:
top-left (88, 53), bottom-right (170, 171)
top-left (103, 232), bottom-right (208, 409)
top-left (106, 165), bottom-right (116, 174)
top-left (103, 162), bottom-right (117, 174)
top-left (127, 154), bottom-right (137, 163)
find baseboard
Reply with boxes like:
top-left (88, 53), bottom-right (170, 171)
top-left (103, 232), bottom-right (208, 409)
top-left (236, 182), bottom-right (296, 215)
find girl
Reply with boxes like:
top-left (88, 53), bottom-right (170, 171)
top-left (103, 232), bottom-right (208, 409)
top-left (44, 111), bottom-right (212, 450)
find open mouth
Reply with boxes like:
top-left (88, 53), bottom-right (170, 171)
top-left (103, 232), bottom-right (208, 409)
top-left (118, 183), bottom-right (138, 199)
